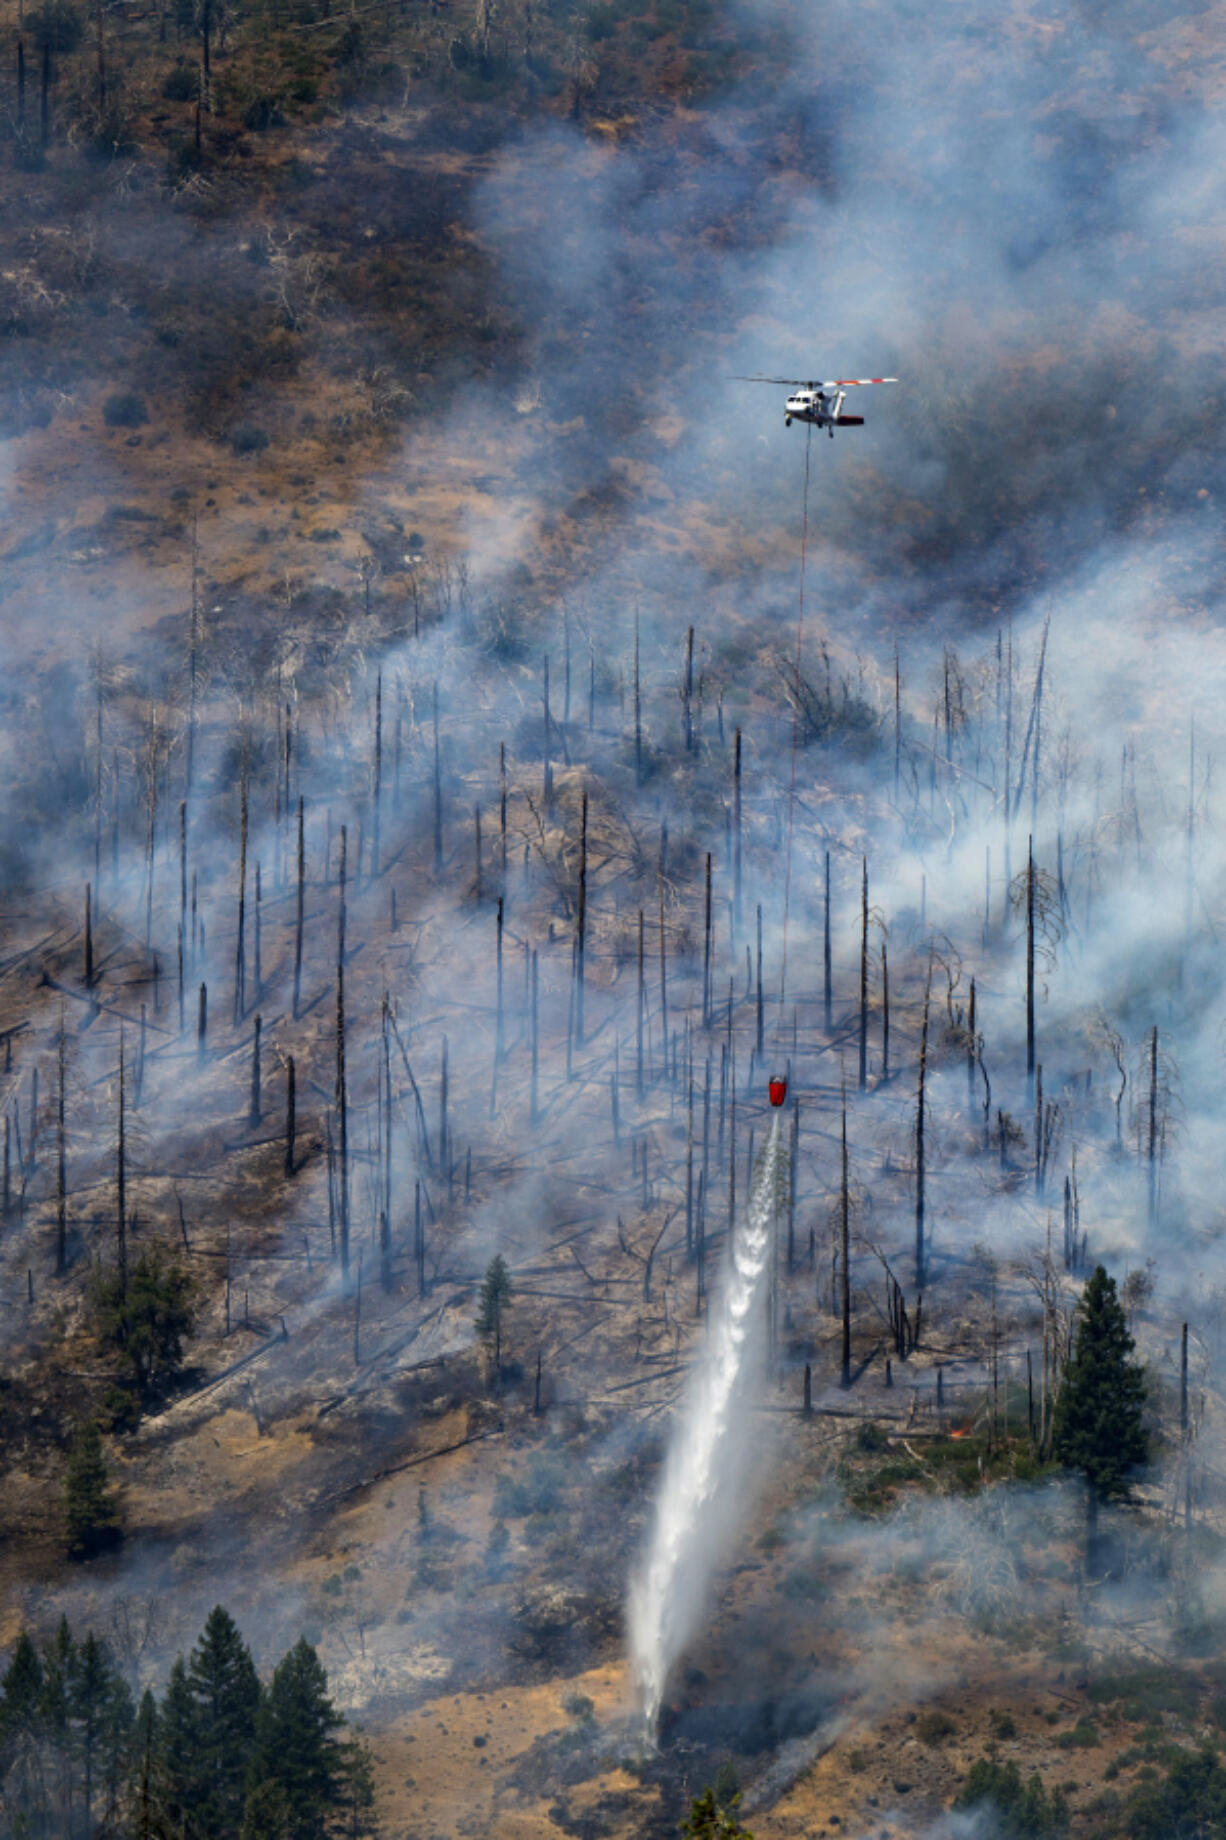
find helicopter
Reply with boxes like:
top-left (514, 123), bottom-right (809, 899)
top-left (737, 375), bottom-right (897, 435)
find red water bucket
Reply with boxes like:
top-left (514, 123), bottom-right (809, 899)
top-left (768, 1075), bottom-right (788, 1108)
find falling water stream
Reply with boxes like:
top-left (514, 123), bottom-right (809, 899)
top-left (629, 1111), bottom-right (787, 1733)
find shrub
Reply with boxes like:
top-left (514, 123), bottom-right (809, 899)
top-left (102, 392), bottom-right (148, 428)
top-left (163, 62), bottom-right (199, 100)
top-left (244, 93), bottom-right (285, 130)
top-left (1055, 1720), bottom-right (1100, 1750)
top-left (916, 1708), bottom-right (957, 1745)
top-left (231, 424), bottom-right (270, 455)
top-left (854, 1420), bottom-right (889, 1453)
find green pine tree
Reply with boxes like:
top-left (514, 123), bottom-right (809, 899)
top-left (71, 1631), bottom-right (132, 1831)
top-left (129, 1688), bottom-right (169, 1840)
top-left (474, 1254), bottom-right (512, 1375)
top-left (63, 1419), bottom-right (121, 1559)
top-left (240, 1778), bottom-right (294, 1840)
top-left (158, 1656), bottom-right (201, 1835)
top-left (0, 1631), bottom-right (47, 1832)
top-left (39, 1617), bottom-right (78, 1829)
top-left (680, 1786), bottom-right (753, 1838)
top-left (247, 1640), bottom-right (346, 1840)
top-left (1, 1631), bottom-right (44, 1737)
top-left (1052, 1265), bottom-right (1149, 1564)
top-left (91, 1247), bottom-right (196, 1402)
top-left (956, 1757), bottom-right (1069, 1837)
top-left (1127, 1747), bottom-right (1226, 1840)
top-left (187, 1607), bottom-right (262, 1840)
top-left (337, 1738), bottom-right (378, 1840)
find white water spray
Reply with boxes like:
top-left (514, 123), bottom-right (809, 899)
top-left (629, 1112), bottom-right (787, 1733)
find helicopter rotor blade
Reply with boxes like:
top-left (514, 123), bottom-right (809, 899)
top-left (731, 376), bottom-right (820, 385)
top-left (817, 377), bottom-right (899, 387)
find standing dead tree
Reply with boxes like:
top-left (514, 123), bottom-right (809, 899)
top-left (915, 963), bottom-right (931, 1294)
top-left (1010, 838), bottom-right (1062, 1090)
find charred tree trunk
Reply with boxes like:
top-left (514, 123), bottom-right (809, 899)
top-left (733, 728), bottom-right (743, 926)
top-left (755, 904), bottom-right (764, 1058)
top-left (249, 1015), bottom-right (262, 1128)
top-left (336, 829), bottom-right (349, 1278)
top-left (372, 669), bottom-right (382, 879)
top-left (840, 1087), bottom-right (851, 1386)
top-left (293, 797), bottom-right (305, 1020)
top-left (285, 1055), bottom-right (296, 1178)
top-left (859, 857), bottom-right (869, 1091)
top-left (530, 948), bottom-right (540, 1124)
top-left (55, 1016), bottom-right (67, 1276)
top-left (575, 790), bottom-right (587, 1044)
top-left (824, 848), bottom-right (832, 1031)
top-left (1026, 834), bottom-right (1036, 1087)
top-left (432, 682), bottom-right (443, 873)
top-left (703, 852), bottom-right (712, 1028)
top-left (915, 971), bottom-right (931, 1292)
top-left (116, 1029), bottom-right (127, 1301)
top-left (636, 909), bottom-right (645, 1096)
top-left (633, 612), bottom-right (642, 783)
top-left (234, 770), bottom-right (249, 1024)
top-left (1148, 1023), bottom-right (1159, 1225)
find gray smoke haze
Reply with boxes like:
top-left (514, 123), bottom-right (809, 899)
top-left (5, 0), bottom-right (1226, 1825)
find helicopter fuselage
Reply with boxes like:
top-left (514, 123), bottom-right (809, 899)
top-left (784, 388), bottom-right (864, 434)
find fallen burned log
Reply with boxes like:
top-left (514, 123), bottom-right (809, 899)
top-left (143, 1322), bottom-right (289, 1422)
top-left (315, 1425), bottom-right (505, 1509)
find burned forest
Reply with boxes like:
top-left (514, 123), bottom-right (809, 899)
top-left (4, 0), bottom-right (1226, 1836)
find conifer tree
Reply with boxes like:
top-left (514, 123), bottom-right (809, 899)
top-left (241, 1777), bottom-right (294, 1840)
top-left (1052, 1264), bottom-right (1149, 1565)
top-left (158, 1656), bottom-right (201, 1834)
top-left (337, 1738), bottom-right (378, 1840)
top-left (475, 1254), bottom-right (512, 1375)
top-left (247, 1639), bottom-right (345, 1840)
top-left (40, 1617), bottom-right (78, 1827)
top-left (681, 1786), bottom-right (753, 1837)
top-left (71, 1632), bottom-right (132, 1829)
top-left (130, 1688), bottom-right (166, 1840)
top-left (187, 1607), bottom-right (261, 1840)
top-left (64, 1419), bottom-right (121, 1558)
top-left (0, 1632), bottom-right (47, 1830)
top-left (91, 1247), bottom-right (195, 1403)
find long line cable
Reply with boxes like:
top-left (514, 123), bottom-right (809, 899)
top-left (776, 420), bottom-right (813, 1053)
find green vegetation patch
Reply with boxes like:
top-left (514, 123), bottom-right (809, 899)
top-left (956, 1757), bottom-right (1070, 1838)
top-left (1055, 1718), bottom-right (1100, 1750)
top-left (1089, 1665), bottom-right (1200, 1728)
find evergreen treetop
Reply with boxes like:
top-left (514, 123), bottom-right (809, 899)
top-left (475, 1254), bottom-right (512, 1369)
top-left (1052, 1264), bottom-right (1149, 1503)
top-left (680, 1786), bottom-right (753, 1838)
top-left (186, 1606), bottom-right (262, 1840)
top-left (64, 1419), bottom-right (121, 1559)
top-left (248, 1638), bottom-right (346, 1840)
top-left (0, 1632), bottom-right (44, 1737)
top-left (91, 1247), bottom-right (196, 1402)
